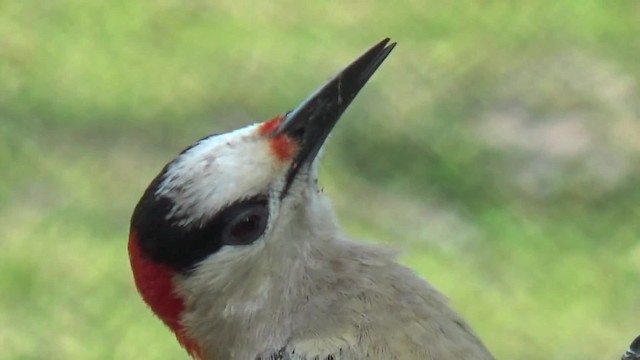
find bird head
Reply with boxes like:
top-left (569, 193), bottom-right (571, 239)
top-left (128, 38), bottom-right (395, 358)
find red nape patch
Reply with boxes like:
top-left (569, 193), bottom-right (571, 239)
top-left (269, 136), bottom-right (297, 162)
top-left (258, 115), bottom-right (298, 162)
top-left (258, 115), bottom-right (283, 135)
top-left (128, 231), bottom-right (204, 359)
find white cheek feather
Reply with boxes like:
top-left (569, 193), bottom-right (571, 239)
top-left (175, 239), bottom-right (273, 320)
top-left (156, 124), bottom-right (288, 226)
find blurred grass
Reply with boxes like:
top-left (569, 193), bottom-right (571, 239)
top-left (1, 1), bottom-right (639, 359)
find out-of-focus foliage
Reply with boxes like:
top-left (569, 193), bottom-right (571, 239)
top-left (1, 1), bottom-right (639, 359)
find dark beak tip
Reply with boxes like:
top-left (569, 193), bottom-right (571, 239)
top-left (276, 37), bottom-right (396, 137)
top-left (278, 38), bottom-right (396, 198)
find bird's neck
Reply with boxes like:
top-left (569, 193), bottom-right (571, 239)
top-left (177, 249), bottom-right (326, 359)
top-left (128, 232), bottom-right (205, 359)
top-left (175, 192), bottom-right (342, 359)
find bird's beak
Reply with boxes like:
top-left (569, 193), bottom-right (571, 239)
top-left (274, 38), bottom-right (396, 197)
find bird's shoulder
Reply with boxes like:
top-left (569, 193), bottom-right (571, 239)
top-left (257, 352), bottom-right (337, 360)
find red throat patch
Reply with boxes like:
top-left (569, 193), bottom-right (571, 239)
top-left (128, 231), bottom-right (204, 359)
top-left (259, 115), bottom-right (298, 162)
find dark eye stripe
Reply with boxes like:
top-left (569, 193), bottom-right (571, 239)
top-left (131, 168), bottom-right (269, 273)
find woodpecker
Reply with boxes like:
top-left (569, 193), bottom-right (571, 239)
top-left (129, 38), bottom-right (495, 360)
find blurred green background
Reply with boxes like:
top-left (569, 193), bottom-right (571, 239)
top-left (1, 1), bottom-right (639, 359)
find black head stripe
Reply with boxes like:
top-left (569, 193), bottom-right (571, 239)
top-left (131, 166), bottom-right (268, 273)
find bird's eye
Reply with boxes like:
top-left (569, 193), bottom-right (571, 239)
top-left (222, 202), bottom-right (269, 246)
